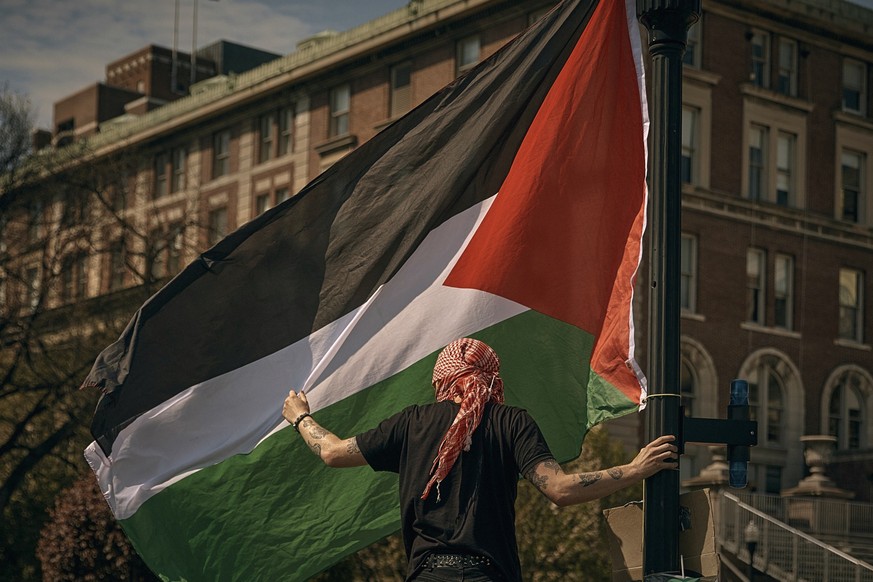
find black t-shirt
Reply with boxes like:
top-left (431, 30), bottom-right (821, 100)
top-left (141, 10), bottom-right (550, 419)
top-left (356, 401), bottom-right (554, 582)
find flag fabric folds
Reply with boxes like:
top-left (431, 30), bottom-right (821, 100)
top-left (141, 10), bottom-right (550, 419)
top-left (84, 0), bottom-right (649, 578)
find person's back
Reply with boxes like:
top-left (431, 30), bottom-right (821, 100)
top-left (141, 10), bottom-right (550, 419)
top-left (358, 400), bottom-right (552, 580)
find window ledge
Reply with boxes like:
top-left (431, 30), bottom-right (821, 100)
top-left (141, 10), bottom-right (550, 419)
top-left (683, 66), bottom-right (721, 88)
top-left (833, 338), bottom-right (872, 351)
top-left (314, 134), bottom-right (358, 156)
top-left (740, 83), bottom-right (814, 114)
top-left (740, 322), bottom-right (801, 339)
top-left (833, 110), bottom-right (873, 132)
top-left (682, 311), bottom-right (706, 322)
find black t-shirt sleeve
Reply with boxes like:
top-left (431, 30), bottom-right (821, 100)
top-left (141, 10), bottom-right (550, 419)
top-left (355, 406), bottom-right (413, 473)
top-left (512, 409), bottom-right (555, 477)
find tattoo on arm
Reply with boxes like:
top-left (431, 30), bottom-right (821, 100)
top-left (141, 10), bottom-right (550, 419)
top-left (542, 459), bottom-right (561, 475)
top-left (307, 442), bottom-right (322, 456)
top-left (346, 438), bottom-right (360, 455)
top-left (608, 467), bottom-right (623, 480)
top-left (526, 466), bottom-right (549, 492)
top-left (579, 472), bottom-right (603, 487)
top-left (309, 425), bottom-right (327, 440)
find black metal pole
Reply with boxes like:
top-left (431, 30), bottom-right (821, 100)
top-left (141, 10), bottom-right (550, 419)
top-left (636, 0), bottom-right (699, 576)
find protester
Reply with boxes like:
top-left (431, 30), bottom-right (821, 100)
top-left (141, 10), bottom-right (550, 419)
top-left (282, 337), bottom-right (677, 581)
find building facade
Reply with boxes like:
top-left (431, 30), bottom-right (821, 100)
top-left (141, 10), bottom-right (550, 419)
top-left (2, 0), bottom-right (873, 502)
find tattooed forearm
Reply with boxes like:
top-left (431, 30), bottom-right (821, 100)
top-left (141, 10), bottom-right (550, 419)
top-left (526, 466), bottom-right (549, 492)
top-left (308, 441), bottom-right (322, 456)
top-left (346, 438), bottom-right (360, 455)
top-left (608, 467), bottom-right (623, 480)
top-left (308, 425), bottom-right (327, 440)
top-left (579, 472), bottom-right (603, 487)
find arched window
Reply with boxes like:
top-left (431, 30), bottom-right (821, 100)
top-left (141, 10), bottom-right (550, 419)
top-left (679, 338), bottom-right (718, 488)
top-left (824, 367), bottom-right (873, 450)
top-left (681, 357), bottom-right (697, 418)
top-left (749, 360), bottom-right (785, 445)
top-left (739, 350), bottom-right (804, 493)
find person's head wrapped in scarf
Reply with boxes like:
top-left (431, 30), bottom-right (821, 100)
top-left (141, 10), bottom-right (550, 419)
top-left (422, 337), bottom-right (505, 501)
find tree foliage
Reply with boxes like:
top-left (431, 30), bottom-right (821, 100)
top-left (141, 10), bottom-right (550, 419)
top-left (0, 90), bottom-right (208, 580)
top-left (36, 476), bottom-right (158, 581)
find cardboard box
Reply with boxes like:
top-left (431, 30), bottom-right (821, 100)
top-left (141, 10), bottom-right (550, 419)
top-left (603, 489), bottom-right (719, 582)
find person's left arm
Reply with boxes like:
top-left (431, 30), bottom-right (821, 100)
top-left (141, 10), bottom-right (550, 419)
top-left (282, 389), bottom-right (367, 468)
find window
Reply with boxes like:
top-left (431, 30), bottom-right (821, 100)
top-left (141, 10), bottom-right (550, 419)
top-left (149, 228), bottom-right (166, 279)
top-left (680, 358), bottom-right (697, 417)
top-left (258, 114), bottom-right (275, 164)
top-left (748, 125), bottom-right (768, 201)
top-left (167, 226), bottom-right (183, 275)
top-left (171, 148), bottom-right (186, 192)
top-left (681, 106), bottom-right (699, 184)
top-left (776, 38), bottom-right (797, 97)
top-left (255, 193), bottom-right (271, 216)
top-left (154, 153), bottom-right (169, 198)
top-left (24, 266), bottom-right (40, 309)
top-left (684, 21), bottom-right (701, 68)
top-left (329, 85), bottom-right (350, 138)
top-left (60, 254), bottom-right (88, 303)
top-left (208, 207), bottom-right (228, 247)
top-left (743, 108), bottom-right (807, 208)
top-left (108, 242), bottom-right (126, 291)
top-left (254, 187), bottom-right (291, 218)
top-left (749, 359), bottom-right (785, 444)
top-left (456, 35), bottom-right (481, 75)
top-left (750, 30), bottom-right (770, 88)
top-left (279, 106), bottom-right (294, 156)
top-left (839, 268), bottom-right (864, 343)
top-left (680, 233), bottom-right (697, 313)
top-left (764, 466), bottom-right (782, 495)
top-left (843, 59), bottom-right (867, 115)
top-left (213, 130), bottom-right (231, 178)
top-left (390, 62), bottom-right (412, 118)
top-left (151, 225), bottom-right (184, 278)
top-left (61, 192), bottom-right (87, 226)
top-left (26, 200), bottom-right (43, 244)
top-left (747, 248), bottom-right (766, 325)
top-left (829, 370), bottom-right (866, 449)
top-left (775, 131), bottom-right (796, 206)
top-left (841, 150), bottom-right (865, 223)
top-left (774, 254), bottom-right (793, 329)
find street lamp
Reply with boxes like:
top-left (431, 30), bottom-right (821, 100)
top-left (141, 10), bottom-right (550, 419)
top-left (744, 519), bottom-right (760, 581)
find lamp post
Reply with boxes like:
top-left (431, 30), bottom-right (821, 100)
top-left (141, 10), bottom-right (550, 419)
top-left (636, 0), bottom-right (699, 575)
top-left (744, 519), bottom-right (760, 581)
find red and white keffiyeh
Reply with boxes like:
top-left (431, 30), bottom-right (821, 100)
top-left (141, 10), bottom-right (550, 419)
top-left (421, 338), bottom-right (505, 501)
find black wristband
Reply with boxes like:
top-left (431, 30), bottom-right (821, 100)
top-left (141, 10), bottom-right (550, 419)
top-left (292, 412), bottom-right (311, 433)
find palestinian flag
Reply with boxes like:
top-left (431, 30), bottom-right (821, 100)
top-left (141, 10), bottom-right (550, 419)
top-left (84, 0), bottom-right (649, 578)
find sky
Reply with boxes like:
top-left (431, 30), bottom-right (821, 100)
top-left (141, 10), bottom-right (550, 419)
top-left (2, 0), bottom-right (873, 130)
top-left (0, 0), bottom-right (408, 129)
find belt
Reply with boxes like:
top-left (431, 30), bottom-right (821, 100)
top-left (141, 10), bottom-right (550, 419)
top-left (424, 553), bottom-right (494, 569)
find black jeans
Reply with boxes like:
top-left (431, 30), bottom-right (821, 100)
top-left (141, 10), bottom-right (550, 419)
top-left (410, 563), bottom-right (504, 581)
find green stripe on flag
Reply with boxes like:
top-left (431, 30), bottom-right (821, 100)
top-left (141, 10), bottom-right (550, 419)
top-left (122, 311), bottom-right (636, 581)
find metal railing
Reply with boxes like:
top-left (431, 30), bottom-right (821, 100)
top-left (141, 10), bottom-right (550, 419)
top-left (733, 491), bottom-right (873, 540)
top-left (719, 491), bottom-right (873, 581)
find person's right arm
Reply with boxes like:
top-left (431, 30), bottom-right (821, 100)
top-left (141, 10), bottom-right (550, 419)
top-left (523, 435), bottom-right (678, 507)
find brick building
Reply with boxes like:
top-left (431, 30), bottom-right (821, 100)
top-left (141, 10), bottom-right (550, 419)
top-left (3, 0), bottom-right (873, 503)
